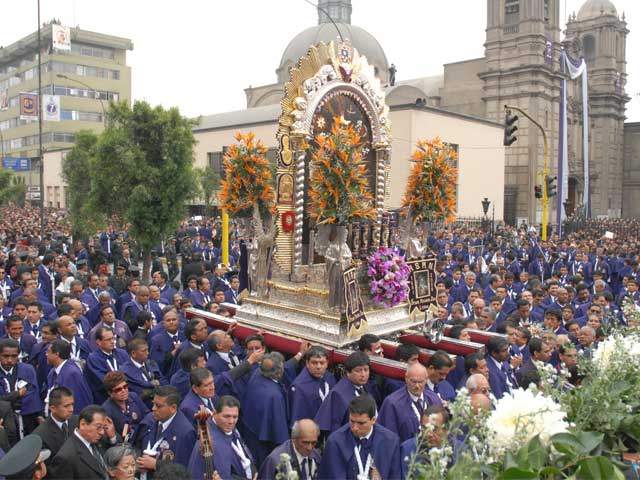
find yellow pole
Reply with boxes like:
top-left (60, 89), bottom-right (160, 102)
top-left (504, 105), bottom-right (550, 241)
top-left (222, 208), bottom-right (229, 265)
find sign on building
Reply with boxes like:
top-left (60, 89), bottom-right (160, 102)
top-left (19, 93), bottom-right (38, 121)
top-left (52, 24), bottom-right (71, 51)
top-left (43, 95), bottom-right (61, 122)
top-left (2, 157), bottom-right (31, 172)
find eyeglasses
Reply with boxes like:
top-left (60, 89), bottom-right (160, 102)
top-left (112, 384), bottom-right (128, 393)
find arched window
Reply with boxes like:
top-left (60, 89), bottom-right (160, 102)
top-left (505, 0), bottom-right (520, 24)
top-left (583, 34), bottom-right (596, 61)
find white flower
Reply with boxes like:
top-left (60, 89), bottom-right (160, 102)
top-left (592, 333), bottom-right (640, 370)
top-left (488, 388), bottom-right (569, 455)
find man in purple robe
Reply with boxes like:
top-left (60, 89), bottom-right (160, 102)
top-left (46, 339), bottom-right (93, 414)
top-left (84, 327), bottom-right (129, 403)
top-left (149, 309), bottom-right (185, 376)
top-left (179, 367), bottom-right (217, 425)
top-left (0, 338), bottom-right (42, 435)
top-left (188, 395), bottom-right (257, 479)
top-left (314, 351), bottom-right (372, 433)
top-left (87, 304), bottom-right (132, 351)
top-left (240, 352), bottom-right (290, 467)
top-left (378, 362), bottom-right (443, 443)
top-left (318, 395), bottom-right (402, 480)
top-left (289, 345), bottom-right (336, 426)
top-left (258, 419), bottom-right (322, 480)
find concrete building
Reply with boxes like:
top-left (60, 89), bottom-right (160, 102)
top-left (0, 21), bottom-right (132, 207)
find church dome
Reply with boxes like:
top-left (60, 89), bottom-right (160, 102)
top-left (577, 0), bottom-right (618, 20)
top-left (276, 23), bottom-right (390, 84)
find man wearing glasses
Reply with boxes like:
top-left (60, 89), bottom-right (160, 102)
top-left (258, 419), bottom-right (321, 480)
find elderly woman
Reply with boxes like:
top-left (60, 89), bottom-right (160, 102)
top-left (104, 445), bottom-right (137, 480)
top-left (102, 371), bottom-right (149, 440)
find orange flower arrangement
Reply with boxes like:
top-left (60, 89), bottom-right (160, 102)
top-left (219, 132), bottom-right (275, 219)
top-left (308, 116), bottom-right (376, 225)
top-left (402, 137), bottom-right (458, 223)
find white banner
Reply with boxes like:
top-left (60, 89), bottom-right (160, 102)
top-left (43, 95), bottom-right (61, 122)
top-left (52, 24), bottom-right (71, 51)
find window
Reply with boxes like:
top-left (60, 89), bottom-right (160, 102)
top-left (505, 0), bottom-right (520, 25)
top-left (207, 151), bottom-right (225, 177)
top-left (583, 35), bottom-right (596, 61)
top-left (70, 43), bottom-right (115, 60)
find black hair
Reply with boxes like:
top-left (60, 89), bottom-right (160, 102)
top-left (395, 343), bottom-right (420, 362)
top-left (50, 339), bottom-right (71, 360)
top-left (153, 386), bottom-right (181, 407)
top-left (428, 350), bottom-right (453, 369)
top-left (179, 347), bottom-right (205, 370)
top-left (78, 405), bottom-right (107, 424)
top-left (189, 367), bottom-right (213, 387)
top-left (358, 334), bottom-right (380, 352)
top-left (344, 351), bottom-right (370, 372)
top-left (348, 394), bottom-right (376, 419)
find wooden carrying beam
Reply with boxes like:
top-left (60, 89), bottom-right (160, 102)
top-left (186, 308), bottom-right (408, 379)
top-left (399, 331), bottom-right (485, 357)
top-left (442, 325), bottom-right (507, 345)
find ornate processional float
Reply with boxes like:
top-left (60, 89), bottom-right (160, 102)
top-left (222, 39), bottom-right (444, 347)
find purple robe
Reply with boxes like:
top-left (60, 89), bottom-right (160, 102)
top-left (318, 423), bottom-right (402, 480)
top-left (188, 421), bottom-right (256, 480)
top-left (47, 359), bottom-right (93, 413)
top-left (149, 329), bottom-right (185, 375)
top-left (0, 362), bottom-right (42, 415)
top-left (179, 390), bottom-right (216, 425)
top-left (84, 348), bottom-right (129, 403)
top-left (133, 411), bottom-right (196, 468)
top-left (288, 367), bottom-right (336, 426)
top-left (314, 377), bottom-right (372, 432)
top-left (240, 370), bottom-right (290, 467)
top-left (377, 387), bottom-right (442, 442)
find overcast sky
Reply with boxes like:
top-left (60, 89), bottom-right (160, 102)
top-left (3, 0), bottom-right (639, 121)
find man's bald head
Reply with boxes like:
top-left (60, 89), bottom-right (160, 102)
top-left (466, 373), bottom-right (489, 395)
top-left (405, 362), bottom-right (428, 396)
top-left (292, 419), bottom-right (320, 438)
top-left (470, 393), bottom-right (491, 413)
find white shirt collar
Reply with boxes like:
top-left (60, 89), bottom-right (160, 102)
top-left (408, 391), bottom-right (423, 403)
top-left (490, 355), bottom-right (503, 369)
top-left (74, 429), bottom-right (93, 452)
top-left (130, 359), bottom-right (144, 369)
top-left (55, 360), bottom-right (67, 375)
top-left (357, 428), bottom-right (373, 441)
top-left (51, 415), bottom-right (67, 430)
top-left (160, 412), bottom-right (177, 432)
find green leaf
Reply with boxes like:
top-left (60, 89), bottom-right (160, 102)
top-left (575, 456), bottom-right (624, 480)
top-left (526, 435), bottom-right (547, 471)
top-left (504, 451), bottom-right (518, 470)
top-left (538, 466), bottom-right (562, 476)
top-left (576, 431), bottom-right (605, 454)
top-left (499, 467), bottom-right (538, 479)
top-left (552, 432), bottom-right (582, 455)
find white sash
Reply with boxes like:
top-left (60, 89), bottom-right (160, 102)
top-left (354, 445), bottom-right (373, 480)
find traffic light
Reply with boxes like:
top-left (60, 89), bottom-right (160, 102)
top-left (534, 185), bottom-right (542, 199)
top-left (545, 175), bottom-right (557, 197)
top-left (503, 110), bottom-right (518, 146)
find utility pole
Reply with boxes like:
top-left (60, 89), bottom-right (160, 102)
top-left (504, 105), bottom-right (550, 241)
top-left (37, 0), bottom-right (45, 235)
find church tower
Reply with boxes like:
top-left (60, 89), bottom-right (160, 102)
top-left (317, 0), bottom-right (352, 24)
top-left (482, 0), bottom-right (562, 225)
top-left (565, 0), bottom-right (628, 218)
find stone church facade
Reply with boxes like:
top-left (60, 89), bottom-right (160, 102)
top-left (245, 0), bottom-right (636, 223)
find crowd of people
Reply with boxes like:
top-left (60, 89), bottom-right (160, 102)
top-left (0, 205), bottom-right (639, 479)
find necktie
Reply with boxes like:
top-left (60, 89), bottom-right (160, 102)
top-left (141, 364), bottom-right (150, 381)
top-left (91, 444), bottom-right (107, 473)
top-left (414, 398), bottom-right (424, 417)
top-left (301, 457), bottom-right (312, 480)
top-left (106, 354), bottom-right (117, 371)
top-left (355, 386), bottom-right (364, 396)
top-left (50, 370), bottom-right (58, 386)
top-left (155, 423), bottom-right (164, 443)
top-left (358, 437), bottom-right (370, 465)
top-left (32, 324), bottom-right (38, 336)
top-left (229, 351), bottom-right (239, 367)
top-left (170, 334), bottom-right (178, 344)
top-left (61, 422), bottom-right (68, 439)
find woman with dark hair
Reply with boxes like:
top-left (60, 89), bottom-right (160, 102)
top-left (102, 371), bottom-right (149, 440)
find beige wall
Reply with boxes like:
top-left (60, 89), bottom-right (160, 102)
top-left (387, 107), bottom-right (505, 219)
top-left (193, 106), bottom-right (505, 221)
top-left (42, 150), bottom-right (67, 208)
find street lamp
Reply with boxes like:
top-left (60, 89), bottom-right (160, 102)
top-left (481, 197), bottom-right (491, 217)
top-left (56, 73), bottom-right (107, 125)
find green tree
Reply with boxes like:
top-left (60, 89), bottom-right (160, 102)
top-left (61, 130), bottom-right (102, 238)
top-left (195, 165), bottom-right (220, 218)
top-left (65, 101), bottom-right (198, 281)
top-left (0, 169), bottom-right (26, 206)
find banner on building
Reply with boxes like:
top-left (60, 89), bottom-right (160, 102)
top-left (52, 24), bottom-right (71, 51)
top-left (0, 89), bottom-right (8, 111)
top-left (407, 255), bottom-right (437, 314)
top-left (557, 49), bottom-right (590, 231)
top-left (343, 267), bottom-right (367, 338)
top-left (2, 156), bottom-right (31, 172)
top-left (43, 95), bottom-right (61, 122)
top-left (19, 93), bottom-right (38, 121)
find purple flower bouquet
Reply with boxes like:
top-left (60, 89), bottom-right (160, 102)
top-left (366, 246), bottom-right (410, 308)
